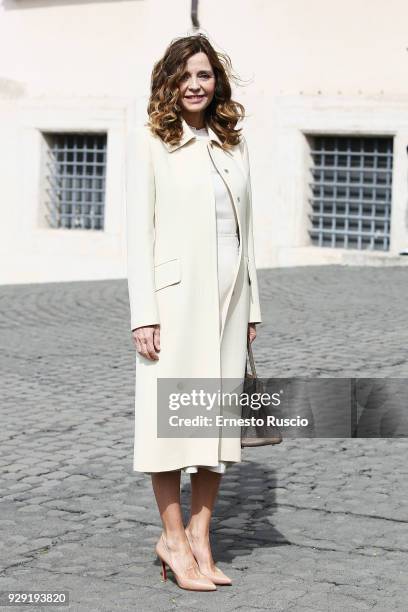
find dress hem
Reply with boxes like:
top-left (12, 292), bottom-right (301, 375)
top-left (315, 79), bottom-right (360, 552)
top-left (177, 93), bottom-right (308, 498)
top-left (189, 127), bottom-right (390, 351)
top-left (135, 459), bottom-right (240, 475)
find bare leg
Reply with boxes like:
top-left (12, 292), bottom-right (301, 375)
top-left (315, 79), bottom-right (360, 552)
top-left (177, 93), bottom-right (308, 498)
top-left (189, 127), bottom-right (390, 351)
top-left (185, 468), bottom-right (232, 584)
top-left (151, 470), bottom-right (185, 543)
top-left (151, 470), bottom-right (215, 587)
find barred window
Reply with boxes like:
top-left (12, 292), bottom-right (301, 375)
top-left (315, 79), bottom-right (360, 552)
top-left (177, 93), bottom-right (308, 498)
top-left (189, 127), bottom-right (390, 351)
top-left (43, 133), bottom-right (107, 230)
top-left (307, 135), bottom-right (393, 251)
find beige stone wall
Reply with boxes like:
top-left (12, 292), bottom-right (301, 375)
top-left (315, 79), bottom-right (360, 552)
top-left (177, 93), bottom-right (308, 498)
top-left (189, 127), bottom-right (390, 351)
top-left (1, 0), bottom-right (407, 283)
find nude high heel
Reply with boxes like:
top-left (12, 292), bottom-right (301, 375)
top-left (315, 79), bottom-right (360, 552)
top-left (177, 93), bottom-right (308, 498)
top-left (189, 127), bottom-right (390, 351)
top-left (185, 527), bottom-right (232, 586)
top-left (156, 533), bottom-right (217, 591)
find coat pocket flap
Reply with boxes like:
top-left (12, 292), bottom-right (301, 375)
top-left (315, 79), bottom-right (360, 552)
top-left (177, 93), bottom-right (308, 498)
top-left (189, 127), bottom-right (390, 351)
top-left (154, 258), bottom-right (181, 291)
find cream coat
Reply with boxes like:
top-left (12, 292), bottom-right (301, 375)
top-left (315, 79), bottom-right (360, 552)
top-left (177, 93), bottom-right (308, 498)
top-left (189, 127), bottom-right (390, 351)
top-left (125, 117), bottom-right (262, 472)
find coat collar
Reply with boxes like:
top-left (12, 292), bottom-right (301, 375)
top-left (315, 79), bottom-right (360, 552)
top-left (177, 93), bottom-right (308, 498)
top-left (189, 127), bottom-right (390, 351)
top-left (163, 117), bottom-right (223, 152)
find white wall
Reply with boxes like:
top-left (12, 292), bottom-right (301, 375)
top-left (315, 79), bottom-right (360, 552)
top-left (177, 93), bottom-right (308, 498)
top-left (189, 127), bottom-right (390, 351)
top-left (1, 0), bottom-right (408, 284)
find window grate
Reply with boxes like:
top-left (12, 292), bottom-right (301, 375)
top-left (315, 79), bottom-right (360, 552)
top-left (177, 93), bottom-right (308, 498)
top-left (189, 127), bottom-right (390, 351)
top-left (307, 135), bottom-right (393, 250)
top-left (44, 133), bottom-right (107, 230)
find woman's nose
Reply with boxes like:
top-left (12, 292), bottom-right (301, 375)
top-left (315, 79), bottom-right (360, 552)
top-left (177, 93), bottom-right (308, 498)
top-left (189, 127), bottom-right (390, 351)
top-left (187, 77), bottom-right (200, 90)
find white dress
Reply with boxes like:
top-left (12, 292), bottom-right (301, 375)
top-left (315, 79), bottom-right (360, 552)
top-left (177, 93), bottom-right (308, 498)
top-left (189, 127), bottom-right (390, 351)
top-left (182, 125), bottom-right (240, 475)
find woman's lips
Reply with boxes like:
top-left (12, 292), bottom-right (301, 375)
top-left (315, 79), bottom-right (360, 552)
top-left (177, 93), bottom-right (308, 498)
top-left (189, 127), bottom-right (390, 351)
top-left (185, 95), bottom-right (206, 103)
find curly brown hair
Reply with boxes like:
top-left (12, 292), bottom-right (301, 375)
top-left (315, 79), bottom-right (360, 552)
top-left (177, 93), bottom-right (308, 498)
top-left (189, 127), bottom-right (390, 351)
top-left (147, 33), bottom-right (246, 151)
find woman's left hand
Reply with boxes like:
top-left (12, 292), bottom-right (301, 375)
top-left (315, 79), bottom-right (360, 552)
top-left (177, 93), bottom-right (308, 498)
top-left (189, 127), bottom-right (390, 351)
top-left (248, 323), bottom-right (257, 344)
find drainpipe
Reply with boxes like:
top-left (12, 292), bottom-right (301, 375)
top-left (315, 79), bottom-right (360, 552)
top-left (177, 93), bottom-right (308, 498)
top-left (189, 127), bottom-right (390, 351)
top-left (191, 0), bottom-right (199, 30)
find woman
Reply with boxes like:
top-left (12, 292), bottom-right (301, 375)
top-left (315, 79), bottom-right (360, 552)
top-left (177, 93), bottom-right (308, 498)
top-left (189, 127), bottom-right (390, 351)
top-left (125, 33), bottom-right (262, 591)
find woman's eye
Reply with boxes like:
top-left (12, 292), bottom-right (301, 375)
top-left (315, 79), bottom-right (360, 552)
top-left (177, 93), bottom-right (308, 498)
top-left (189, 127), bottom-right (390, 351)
top-left (180, 73), bottom-right (212, 81)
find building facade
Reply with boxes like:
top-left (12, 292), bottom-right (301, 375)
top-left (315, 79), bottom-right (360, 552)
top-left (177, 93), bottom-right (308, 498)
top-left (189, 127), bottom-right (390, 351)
top-left (1, 0), bottom-right (407, 285)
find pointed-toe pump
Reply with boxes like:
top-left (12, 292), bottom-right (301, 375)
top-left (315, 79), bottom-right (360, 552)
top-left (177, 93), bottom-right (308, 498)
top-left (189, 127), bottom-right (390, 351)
top-left (185, 529), bottom-right (232, 586)
top-left (156, 534), bottom-right (217, 592)
top-left (195, 565), bottom-right (232, 586)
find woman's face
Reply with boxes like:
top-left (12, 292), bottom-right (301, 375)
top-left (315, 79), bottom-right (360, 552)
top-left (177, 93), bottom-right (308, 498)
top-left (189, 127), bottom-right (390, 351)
top-left (177, 52), bottom-right (216, 119)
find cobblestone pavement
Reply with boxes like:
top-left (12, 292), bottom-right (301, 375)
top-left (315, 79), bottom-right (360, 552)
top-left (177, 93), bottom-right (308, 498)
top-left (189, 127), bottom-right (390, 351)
top-left (1, 265), bottom-right (407, 612)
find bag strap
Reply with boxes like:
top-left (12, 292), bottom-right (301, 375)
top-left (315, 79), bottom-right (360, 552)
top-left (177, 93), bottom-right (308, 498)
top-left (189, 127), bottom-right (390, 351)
top-left (246, 336), bottom-right (257, 377)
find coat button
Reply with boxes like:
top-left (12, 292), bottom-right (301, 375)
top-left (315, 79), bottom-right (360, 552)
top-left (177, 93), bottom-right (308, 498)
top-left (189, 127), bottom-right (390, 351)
top-left (237, 197), bottom-right (240, 202)
top-left (224, 168), bottom-right (229, 173)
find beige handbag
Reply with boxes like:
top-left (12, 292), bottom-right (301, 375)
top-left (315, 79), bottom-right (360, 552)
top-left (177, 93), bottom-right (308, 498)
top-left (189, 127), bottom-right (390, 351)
top-left (241, 337), bottom-right (283, 447)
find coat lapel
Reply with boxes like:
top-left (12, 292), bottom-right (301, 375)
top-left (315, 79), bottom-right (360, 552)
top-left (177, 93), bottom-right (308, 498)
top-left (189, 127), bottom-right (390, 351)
top-left (163, 117), bottom-right (224, 152)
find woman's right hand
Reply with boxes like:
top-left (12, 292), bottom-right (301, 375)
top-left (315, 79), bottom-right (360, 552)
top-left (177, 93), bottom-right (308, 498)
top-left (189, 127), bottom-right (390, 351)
top-left (131, 324), bottom-right (161, 360)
